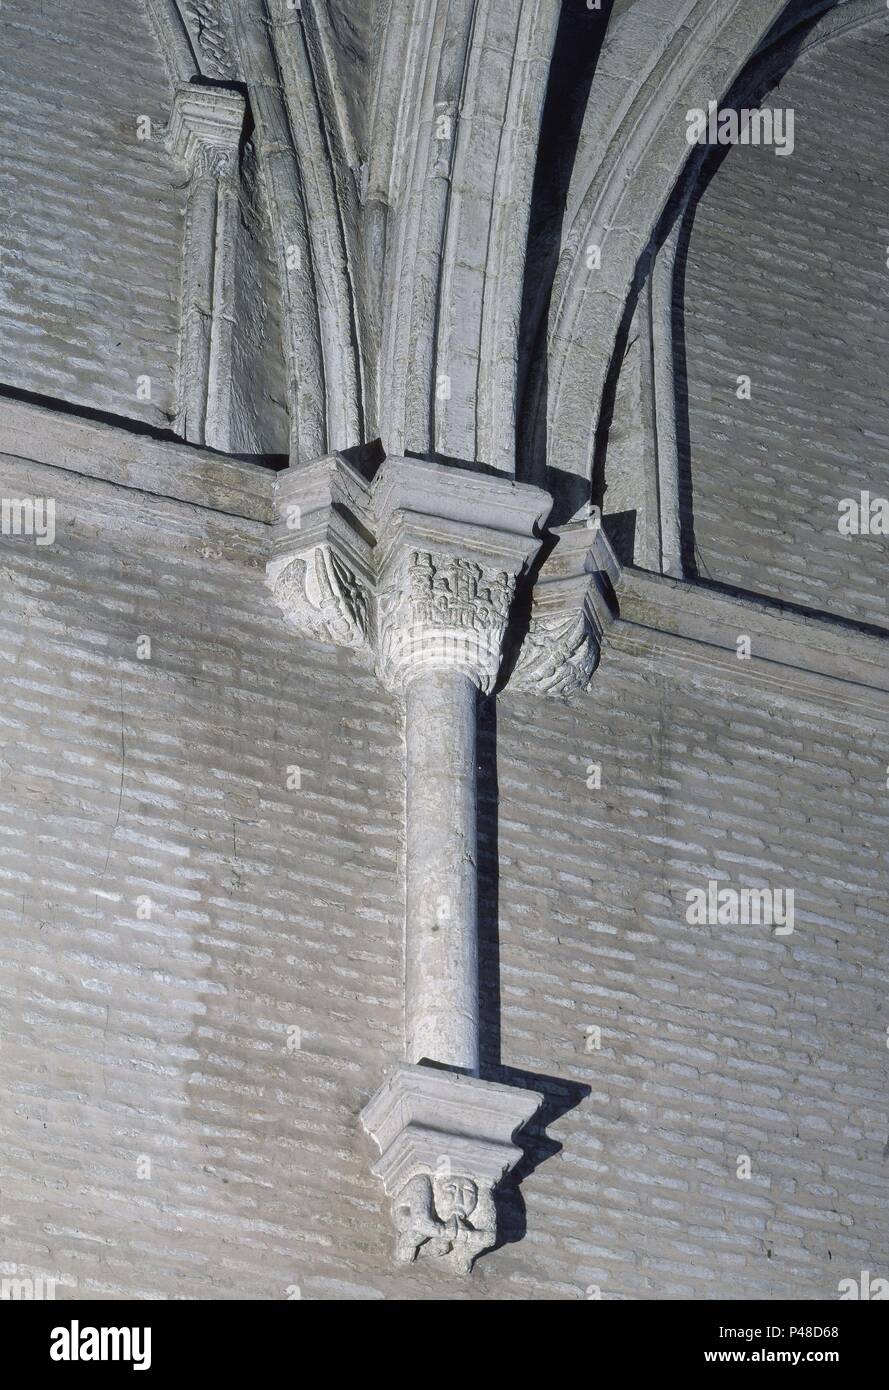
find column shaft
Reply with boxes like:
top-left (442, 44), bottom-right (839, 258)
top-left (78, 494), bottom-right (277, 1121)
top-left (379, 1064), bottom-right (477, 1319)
top-left (404, 670), bottom-right (479, 1073)
top-left (178, 172), bottom-right (217, 444)
top-left (205, 175), bottom-right (239, 451)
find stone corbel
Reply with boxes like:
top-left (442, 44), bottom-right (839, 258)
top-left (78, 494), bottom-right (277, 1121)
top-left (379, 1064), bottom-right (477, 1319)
top-left (267, 453), bottom-right (605, 1273)
top-left (360, 1064), bottom-right (540, 1276)
top-left (167, 83), bottom-right (245, 449)
top-left (511, 523), bottom-right (615, 698)
top-left (266, 452), bottom-right (375, 649)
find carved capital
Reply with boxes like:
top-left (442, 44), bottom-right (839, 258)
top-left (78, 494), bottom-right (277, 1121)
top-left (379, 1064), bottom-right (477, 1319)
top-left (266, 452), bottom-right (376, 651)
top-left (266, 452), bottom-right (551, 689)
top-left (371, 456), bottom-right (550, 695)
top-left (511, 524), bottom-right (617, 699)
top-left (166, 83), bottom-right (245, 176)
top-left (361, 1064), bottom-right (542, 1276)
top-left (512, 600), bottom-right (600, 698)
top-left (376, 548), bottom-right (515, 695)
top-left (268, 544), bottom-right (370, 649)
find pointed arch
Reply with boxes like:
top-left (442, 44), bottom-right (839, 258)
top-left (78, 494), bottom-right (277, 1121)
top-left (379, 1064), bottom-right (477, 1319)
top-left (521, 0), bottom-right (793, 513)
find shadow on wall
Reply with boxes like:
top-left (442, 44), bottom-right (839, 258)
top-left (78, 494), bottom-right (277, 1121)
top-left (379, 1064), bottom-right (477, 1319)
top-left (477, 697), bottom-right (590, 1252)
top-left (516, 0), bottom-right (616, 522)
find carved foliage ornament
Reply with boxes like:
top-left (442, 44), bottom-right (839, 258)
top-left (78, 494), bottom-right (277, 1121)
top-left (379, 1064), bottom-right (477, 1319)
top-left (270, 544), bottom-right (369, 649)
top-left (377, 549), bottom-right (515, 694)
top-left (512, 589), bottom-right (601, 698)
top-left (192, 144), bottom-right (238, 180)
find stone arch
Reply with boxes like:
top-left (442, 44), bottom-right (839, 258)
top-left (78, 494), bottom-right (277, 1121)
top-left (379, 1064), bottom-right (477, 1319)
top-left (226, 0), bottom-right (365, 460)
top-left (519, 0), bottom-right (795, 517)
top-left (586, 0), bottom-right (887, 582)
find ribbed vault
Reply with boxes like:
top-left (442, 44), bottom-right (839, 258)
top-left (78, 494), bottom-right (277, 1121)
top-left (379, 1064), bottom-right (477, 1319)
top-left (144, 0), bottom-right (872, 511)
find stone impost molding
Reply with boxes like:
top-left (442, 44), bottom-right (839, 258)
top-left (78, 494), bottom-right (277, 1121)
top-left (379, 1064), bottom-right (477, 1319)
top-left (360, 1063), bottom-right (542, 1275)
top-left (267, 451), bottom-right (601, 1271)
top-left (166, 83), bottom-right (244, 177)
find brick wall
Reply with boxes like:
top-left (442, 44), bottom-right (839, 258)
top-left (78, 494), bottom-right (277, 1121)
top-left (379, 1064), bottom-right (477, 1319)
top-left (682, 19), bottom-right (889, 627)
top-left (2, 2), bottom-right (888, 1305)
top-left (0, 0), bottom-right (184, 428)
top-left (1, 420), bottom-right (887, 1300)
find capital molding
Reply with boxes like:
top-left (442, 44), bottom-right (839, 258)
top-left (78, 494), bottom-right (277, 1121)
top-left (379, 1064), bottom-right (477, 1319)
top-left (376, 548), bottom-right (514, 695)
top-left (511, 524), bottom-right (614, 698)
top-left (360, 1064), bottom-right (542, 1276)
top-left (166, 82), bottom-right (245, 176)
top-left (266, 452), bottom-right (607, 698)
top-left (371, 457), bottom-right (550, 694)
top-left (269, 544), bottom-right (371, 649)
top-left (267, 452), bottom-right (376, 650)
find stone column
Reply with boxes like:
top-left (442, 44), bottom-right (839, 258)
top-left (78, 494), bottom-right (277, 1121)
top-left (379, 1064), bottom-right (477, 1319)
top-left (266, 449), bottom-right (609, 1274)
top-left (404, 669), bottom-right (479, 1072)
top-left (371, 463), bottom-right (546, 1074)
top-left (166, 85), bottom-right (245, 448)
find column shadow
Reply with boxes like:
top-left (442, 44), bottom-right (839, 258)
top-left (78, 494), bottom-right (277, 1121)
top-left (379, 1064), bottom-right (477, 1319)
top-left (476, 696), bottom-right (590, 1252)
top-left (516, 0), bottom-right (616, 494)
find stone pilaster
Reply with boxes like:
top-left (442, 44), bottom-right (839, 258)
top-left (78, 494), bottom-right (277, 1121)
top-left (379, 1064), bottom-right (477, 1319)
top-left (167, 83), bottom-right (245, 449)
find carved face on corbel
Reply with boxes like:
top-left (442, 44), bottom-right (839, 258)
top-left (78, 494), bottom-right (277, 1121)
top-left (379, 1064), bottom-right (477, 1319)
top-left (433, 1174), bottom-right (478, 1223)
top-left (391, 1170), bottom-right (497, 1275)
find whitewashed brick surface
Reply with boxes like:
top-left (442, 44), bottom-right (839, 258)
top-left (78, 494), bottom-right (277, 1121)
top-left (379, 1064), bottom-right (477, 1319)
top-left (0, 0), bottom-right (183, 427)
top-left (0, 0), bottom-right (888, 1304)
top-left (683, 23), bottom-right (889, 626)
top-left (1, 445), bottom-right (887, 1299)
